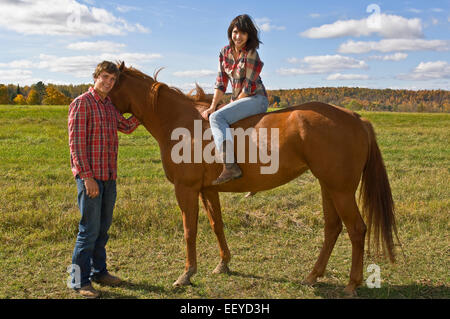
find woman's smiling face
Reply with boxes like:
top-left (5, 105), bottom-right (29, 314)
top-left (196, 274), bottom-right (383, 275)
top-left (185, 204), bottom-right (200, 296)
top-left (231, 26), bottom-right (248, 51)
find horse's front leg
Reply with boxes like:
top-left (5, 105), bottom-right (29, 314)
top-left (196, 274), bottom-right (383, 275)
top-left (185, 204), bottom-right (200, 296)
top-left (173, 184), bottom-right (200, 287)
top-left (200, 189), bottom-right (231, 274)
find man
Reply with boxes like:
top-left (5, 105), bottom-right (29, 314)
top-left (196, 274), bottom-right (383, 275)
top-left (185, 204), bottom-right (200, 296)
top-left (68, 61), bottom-right (140, 298)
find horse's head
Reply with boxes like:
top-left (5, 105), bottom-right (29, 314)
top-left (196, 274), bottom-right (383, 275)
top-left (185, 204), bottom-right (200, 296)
top-left (109, 61), bottom-right (155, 116)
top-left (108, 61), bottom-right (132, 114)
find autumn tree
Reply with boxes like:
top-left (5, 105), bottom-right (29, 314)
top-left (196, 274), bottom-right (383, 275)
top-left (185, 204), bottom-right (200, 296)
top-left (0, 85), bottom-right (10, 104)
top-left (13, 94), bottom-right (27, 105)
top-left (32, 81), bottom-right (46, 103)
top-left (42, 85), bottom-right (72, 105)
top-left (26, 89), bottom-right (40, 105)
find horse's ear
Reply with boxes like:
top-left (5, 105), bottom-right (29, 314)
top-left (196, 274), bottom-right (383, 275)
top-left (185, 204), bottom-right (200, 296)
top-left (119, 61), bottom-right (125, 71)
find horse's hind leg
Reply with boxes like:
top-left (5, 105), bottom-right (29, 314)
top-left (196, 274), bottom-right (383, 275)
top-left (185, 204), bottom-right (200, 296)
top-left (304, 184), bottom-right (343, 285)
top-left (329, 190), bottom-right (367, 296)
top-left (200, 189), bottom-right (231, 274)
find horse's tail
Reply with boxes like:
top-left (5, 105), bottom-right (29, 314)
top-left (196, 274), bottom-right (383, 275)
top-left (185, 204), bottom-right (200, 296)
top-left (359, 119), bottom-right (400, 263)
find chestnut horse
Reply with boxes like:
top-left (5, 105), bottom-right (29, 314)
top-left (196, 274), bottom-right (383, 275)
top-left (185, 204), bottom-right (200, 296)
top-left (109, 62), bottom-right (399, 296)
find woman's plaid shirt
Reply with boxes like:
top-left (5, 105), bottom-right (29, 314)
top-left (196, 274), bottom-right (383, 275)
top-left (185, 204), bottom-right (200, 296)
top-left (215, 45), bottom-right (267, 101)
top-left (68, 87), bottom-right (140, 181)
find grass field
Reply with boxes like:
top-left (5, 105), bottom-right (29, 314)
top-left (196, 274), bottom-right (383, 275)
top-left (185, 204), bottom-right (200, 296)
top-left (0, 104), bottom-right (448, 299)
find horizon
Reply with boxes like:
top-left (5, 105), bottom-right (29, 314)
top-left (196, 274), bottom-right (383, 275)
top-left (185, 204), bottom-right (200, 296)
top-left (0, 0), bottom-right (449, 92)
top-left (5, 82), bottom-right (450, 93)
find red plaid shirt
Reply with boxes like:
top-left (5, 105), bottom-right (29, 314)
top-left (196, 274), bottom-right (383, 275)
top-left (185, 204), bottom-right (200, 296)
top-left (215, 45), bottom-right (267, 101)
top-left (68, 87), bottom-right (140, 181)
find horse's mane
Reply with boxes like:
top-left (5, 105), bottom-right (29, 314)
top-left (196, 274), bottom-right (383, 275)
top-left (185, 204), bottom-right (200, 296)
top-left (121, 64), bottom-right (212, 107)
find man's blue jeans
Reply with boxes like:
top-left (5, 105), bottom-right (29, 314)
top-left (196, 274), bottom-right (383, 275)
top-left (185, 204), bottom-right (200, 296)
top-left (70, 177), bottom-right (117, 288)
top-left (209, 94), bottom-right (269, 162)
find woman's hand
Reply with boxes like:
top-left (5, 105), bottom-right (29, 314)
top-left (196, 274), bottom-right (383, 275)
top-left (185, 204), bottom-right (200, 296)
top-left (201, 107), bottom-right (215, 120)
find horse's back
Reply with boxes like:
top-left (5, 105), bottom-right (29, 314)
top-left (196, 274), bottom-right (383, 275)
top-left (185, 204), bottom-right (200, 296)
top-left (254, 102), bottom-right (368, 188)
top-left (232, 101), bottom-right (362, 129)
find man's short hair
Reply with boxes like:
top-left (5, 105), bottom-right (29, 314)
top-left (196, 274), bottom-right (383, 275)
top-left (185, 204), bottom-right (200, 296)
top-left (93, 61), bottom-right (120, 79)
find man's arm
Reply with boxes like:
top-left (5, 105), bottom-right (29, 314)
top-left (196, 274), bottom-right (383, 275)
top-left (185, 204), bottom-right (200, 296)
top-left (117, 113), bottom-right (140, 134)
top-left (68, 98), bottom-right (99, 198)
top-left (68, 98), bottom-right (93, 179)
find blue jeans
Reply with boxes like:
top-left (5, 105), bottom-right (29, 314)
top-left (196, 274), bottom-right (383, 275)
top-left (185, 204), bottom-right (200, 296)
top-left (209, 94), bottom-right (269, 163)
top-left (70, 177), bottom-right (117, 288)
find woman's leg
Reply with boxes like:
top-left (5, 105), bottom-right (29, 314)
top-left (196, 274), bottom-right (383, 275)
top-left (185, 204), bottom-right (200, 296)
top-left (209, 94), bottom-right (269, 158)
top-left (209, 94), bottom-right (268, 184)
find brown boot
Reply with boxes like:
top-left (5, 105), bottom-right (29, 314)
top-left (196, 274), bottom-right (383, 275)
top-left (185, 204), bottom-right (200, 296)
top-left (92, 273), bottom-right (123, 286)
top-left (212, 141), bottom-right (242, 185)
top-left (212, 162), bottom-right (242, 185)
top-left (212, 163), bottom-right (242, 185)
top-left (75, 284), bottom-right (100, 299)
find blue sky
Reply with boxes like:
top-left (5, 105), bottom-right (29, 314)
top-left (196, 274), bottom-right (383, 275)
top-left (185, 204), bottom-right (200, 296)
top-left (0, 0), bottom-right (449, 92)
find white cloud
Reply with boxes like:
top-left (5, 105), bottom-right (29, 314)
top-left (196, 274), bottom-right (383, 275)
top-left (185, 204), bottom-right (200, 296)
top-left (116, 5), bottom-right (139, 13)
top-left (0, 0), bottom-right (150, 36)
top-left (407, 8), bottom-right (422, 14)
top-left (255, 18), bottom-right (286, 32)
top-left (0, 60), bottom-right (34, 69)
top-left (279, 55), bottom-right (368, 75)
top-left (338, 39), bottom-right (449, 54)
top-left (37, 54), bottom-right (99, 77)
top-left (309, 13), bottom-right (320, 19)
top-left (398, 61), bottom-right (450, 80)
top-left (37, 52), bottom-right (162, 77)
top-left (368, 53), bottom-right (408, 61)
top-left (111, 52), bottom-right (163, 64)
top-left (134, 23), bottom-right (149, 33)
top-left (300, 13), bottom-right (423, 39)
top-left (173, 70), bottom-right (216, 78)
top-left (326, 73), bottom-right (369, 80)
top-left (67, 41), bottom-right (126, 52)
top-left (171, 82), bottom-right (215, 94)
top-left (0, 69), bottom-right (33, 82)
top-left (286, 57), bottom-right (301, 64)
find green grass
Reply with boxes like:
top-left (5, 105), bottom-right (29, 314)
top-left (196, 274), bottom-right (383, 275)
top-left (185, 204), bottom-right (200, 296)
top-left (0, 105), bottom-right (448, 299)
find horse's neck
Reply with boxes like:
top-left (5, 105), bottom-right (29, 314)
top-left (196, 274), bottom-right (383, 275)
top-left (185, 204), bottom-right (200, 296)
top-left (137, 89), bottom-right (199, 144)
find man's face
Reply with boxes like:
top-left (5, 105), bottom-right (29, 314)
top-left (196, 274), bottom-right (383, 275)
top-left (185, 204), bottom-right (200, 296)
top-left (94, 71), bottom-right (117, 96)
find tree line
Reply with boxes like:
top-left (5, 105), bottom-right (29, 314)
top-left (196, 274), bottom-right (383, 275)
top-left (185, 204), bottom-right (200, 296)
top-left (265, 87), bottom-right (449, 113)
top-left (1, 82), bottom-right (449, 113)
top-left (0, 82), bottom-right (89, 106)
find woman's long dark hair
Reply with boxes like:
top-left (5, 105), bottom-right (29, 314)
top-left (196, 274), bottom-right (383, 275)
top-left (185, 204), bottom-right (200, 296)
top-left (227, 14), bottom-right (262, 51)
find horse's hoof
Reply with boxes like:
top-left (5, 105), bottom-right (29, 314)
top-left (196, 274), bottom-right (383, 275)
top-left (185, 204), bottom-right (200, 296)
top-left (343, 286), bottom-right (358, 297)
top-left (302, 276), bottom-right (317, 286)
top-left (173, 275), bottom-right (191, 287)
top-left (212, 261), bottom-right (230, 274)
top-left (173, 268), bottom-right (196, 287)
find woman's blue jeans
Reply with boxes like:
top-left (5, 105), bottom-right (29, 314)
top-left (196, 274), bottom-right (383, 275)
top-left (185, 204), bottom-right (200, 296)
top-left (70, 177), bottom-right (117, 288)
top-left (209, 94), bottom-right (269, 163)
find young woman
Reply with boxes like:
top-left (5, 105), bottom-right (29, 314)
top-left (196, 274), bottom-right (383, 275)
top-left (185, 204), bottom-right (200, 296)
top-left (201, 14), bottom-right (269, 185)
